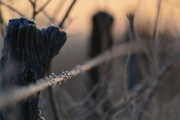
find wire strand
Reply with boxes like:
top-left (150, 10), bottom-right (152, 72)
top-left (0, 42), bottom-right (153, 110)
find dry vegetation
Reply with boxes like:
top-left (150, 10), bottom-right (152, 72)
top-left (0, 0), bottom-right (180, 120)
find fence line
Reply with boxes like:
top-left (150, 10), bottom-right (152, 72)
top-left (0, 42), bottom-right (142, 110)
top-left (0, 40), bottom-right (177, 110)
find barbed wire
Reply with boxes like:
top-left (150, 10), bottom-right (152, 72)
top-left (0, 40), bottom-right (179, 111)
top-left (0, 42), bottom-right (141, 110)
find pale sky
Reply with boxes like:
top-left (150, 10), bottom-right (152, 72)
top-left (1, 0), bottom-right (180, 38)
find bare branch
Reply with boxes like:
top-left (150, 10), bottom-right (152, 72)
top-left (135, 50), bottom-right (180, 120)
top-left (104, 82), bottom-right (149, 120)
top-left (123, 14), bottom-right (134, 119)
top-left (151, 0), bottom-right (162, 75)
top-left (59, 0), bottom-right (77, 28)
top-left (67, 83), bottom-right (100, 111)
top-left (104, 49), bottom-right (179, 119)
top-left (48, 87), bottom-right (63, 120)
top-left (29, 0), bottom-right (52, 19)
top-left (36, 0), bottom-right (52, 14)
top-left (28, 0), bottom-right (36, 19)
top-left (0, 1), bottom-right (25, 16)
top-left (42, 10), bottom-right (58, 25)
top-left (0, 40), bottom-right (177, 111)
top-left (0, 3), bottom-right (6, 36)
top-left (74, 95), bottom-right (109, 120)
top-left (0, 42), bottom-right (144, 110)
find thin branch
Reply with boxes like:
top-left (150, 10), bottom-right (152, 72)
top-left (74, 94), bottom-right (109, 120)
top-left (0, 42), bottom-right (143, 110)
top-left (59, 0), bottom-right (77, 28)
top-left (104, 50), bottom-right (179, 120)
top-left (28, 0), bottom-right (36, 19)
top-left (0, 3), bottom-right (6, 36)
top-left (42, 10), bottom-right (58, 25)
top-left (135, 50), bottom-right (180, 120)
top-left (0, 1), bottom-right (25, 16)
top-left (46, 0), bottom-right (67, 26)
top-left (29, 0), bottom-right (52, 19)
top-left (36, 0), bottom-right (52, 14)
top-left (123, 14), bottom-right (134, 119)
top-left (151, 0), bottom-right (162, 75)
top-left (67, 83), bottom-right (100, 111)
top-left (48, 87), bottom-right (63, 120)
top-left (104, 82), bottom-right (149, 120)
top-left (0, 41), bottom-right (173, 110)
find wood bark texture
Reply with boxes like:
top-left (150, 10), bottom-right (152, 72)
top-left (0, 17), bottom-right (67, 120)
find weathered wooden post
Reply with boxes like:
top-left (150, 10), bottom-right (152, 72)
top-left (0, 18), bottom-right (67, 120)
top-left (88, 11), bottom-right (114, 117)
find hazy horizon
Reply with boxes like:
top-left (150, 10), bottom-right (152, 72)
top-left (1, 0), bottom-right (180, 38)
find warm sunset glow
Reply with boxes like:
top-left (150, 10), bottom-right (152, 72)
top-left (1, 0), bottom-right (180, 38)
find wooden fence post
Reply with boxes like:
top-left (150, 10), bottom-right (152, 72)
top-left (88, 11), bottom-right (114, 118)
top-left (0, 18), bottom-right (67, 120)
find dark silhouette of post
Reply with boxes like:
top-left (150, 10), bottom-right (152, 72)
top-left (88, 11), bottom-right (114, 118)
top-left (0, 18), bottom-right (67, 120)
